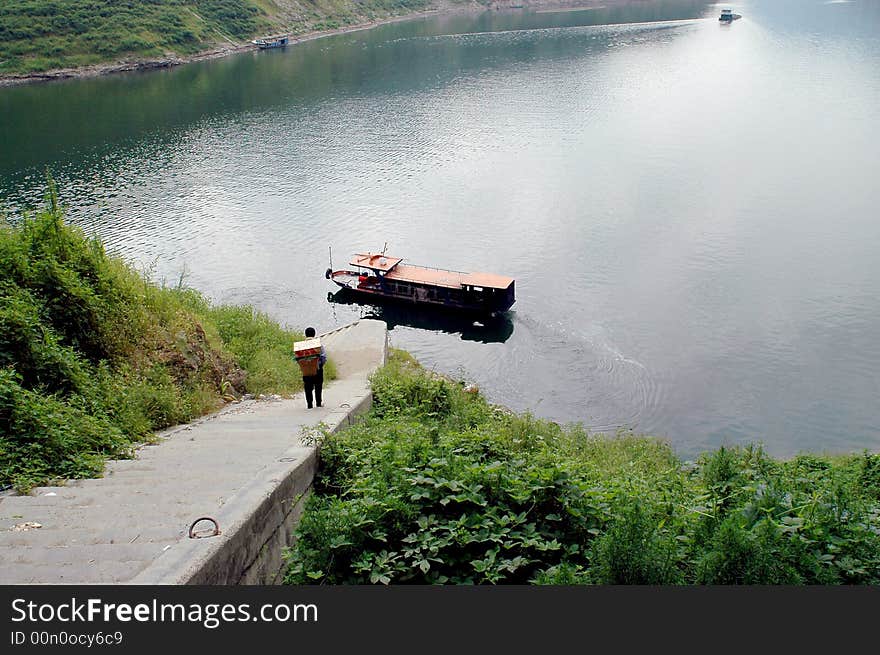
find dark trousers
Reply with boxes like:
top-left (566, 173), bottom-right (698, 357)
top-left (303, 369), bottom-right (323, 408)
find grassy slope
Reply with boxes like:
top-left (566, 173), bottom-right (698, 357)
top-left (0, 181), bottom-right (334, 491)
top-left (285, 349), bottom-right (880, 585)
top-left (0, 0), bottom-right (443, 76)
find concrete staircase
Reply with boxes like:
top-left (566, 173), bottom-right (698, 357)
top-left (0, 319), bottom-right (387, 584)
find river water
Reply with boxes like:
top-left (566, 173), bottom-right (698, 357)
top-left (2, 0), bottom-right (879, 457)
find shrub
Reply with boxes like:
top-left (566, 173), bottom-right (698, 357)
top-left (590, 501), bottom-right (682, 584)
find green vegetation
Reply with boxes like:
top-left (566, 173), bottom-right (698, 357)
top-left (0, 180), bottom-right (332, 491)
top-left (0, 0), bottom-right (266, 75)
top-left (274, 0), bottom-right (433, 35)
top-left (0, 0), bottom-right (439, 76)
top-left (285, 349), bottom-right (880, 585)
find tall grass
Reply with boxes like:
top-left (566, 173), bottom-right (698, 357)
top-left (0, 182), bottom-right (322, 491)
top-left (285, 350), bottom-right (880, 585)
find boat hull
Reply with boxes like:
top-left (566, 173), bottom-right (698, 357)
top-left (327, 289), bottom-right (515, 343)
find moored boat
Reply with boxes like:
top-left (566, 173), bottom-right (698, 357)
top-left (253, 36), bottom-right (289, 49)
top-left (326, 252), bottom-right (516, 315)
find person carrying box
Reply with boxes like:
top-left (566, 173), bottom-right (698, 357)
top-left (294, 327), bottom-right (327, 409)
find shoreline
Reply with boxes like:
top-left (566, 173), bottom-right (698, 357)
top-left (0, 0), bottom-right (621, 88)
top-left (0, 7), bottom-right (478, 88)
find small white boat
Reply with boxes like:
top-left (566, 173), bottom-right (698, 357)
top-left (252, 36), bottom-right (288, 49)
top-left (719, 8), bottom-right (742, 21)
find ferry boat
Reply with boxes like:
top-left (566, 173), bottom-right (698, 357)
top-left (326, 252), bottom-right (516, 315)
top-left (252, 36), bottom-right (288, 49)
top-left (719, 8), bottom-right (742, 21)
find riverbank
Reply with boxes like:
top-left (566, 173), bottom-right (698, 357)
top-left (0, 0), bottom-right (619, 87)
top-left (4, 188), bottom-right (878, 585)
top-left (0, 3), bottom-right (470, 87)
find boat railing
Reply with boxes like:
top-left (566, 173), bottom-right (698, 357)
top-left (399, 261), bottom-right (470, 275)
top-left (353, 261), bottom-right (469, 276)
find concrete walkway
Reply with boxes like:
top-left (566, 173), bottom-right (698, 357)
top-left (0, 319), bottom-right (387, 584)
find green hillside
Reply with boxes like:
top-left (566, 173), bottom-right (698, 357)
top-left (0, 0), bottom-right (435, 76)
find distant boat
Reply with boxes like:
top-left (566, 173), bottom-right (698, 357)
top-left (326, 252), bottom-right (516, 315)
top-left (252, 36), bottom-right (288, 49)
top-left (719, 8), bottom-right (742, 21)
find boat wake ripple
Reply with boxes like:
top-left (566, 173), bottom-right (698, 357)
top-left (471, 312), bottom-right (667, 435)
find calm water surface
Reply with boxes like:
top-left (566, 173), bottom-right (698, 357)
top-left (2, 0), bottom-right (879, 457)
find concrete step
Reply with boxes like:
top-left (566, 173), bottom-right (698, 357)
top-left (0, 491), bottom-right (234, 511)
top-left (0, 506), bottom-right (215, 532)
top-left (0, 560), bottom-right (150, 584)
top-left (0, 525), bottom-right (182, 547)
top-left (0, 542), bottom-right (173, 565)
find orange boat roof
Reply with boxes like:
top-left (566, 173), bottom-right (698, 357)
top-left (387, 264), bottom-right (513, 290)
top-left (461, 272), bottom-right (516, 289)
top-left (350, 253), bottom-right (514, 290)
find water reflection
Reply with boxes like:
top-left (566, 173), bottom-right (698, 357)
top-left (327, 289), bottom-right (515, 344)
